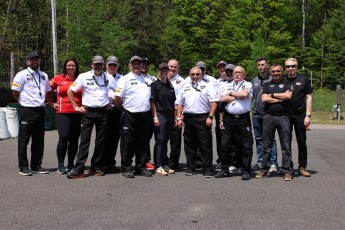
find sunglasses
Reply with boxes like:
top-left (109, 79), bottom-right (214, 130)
top-left (191, 73), bottom-right (200, 76)
top-left (285, 65), bottom-right (297, 69)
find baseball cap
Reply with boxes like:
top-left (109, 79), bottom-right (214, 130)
top-left (225, 64), bottom-right (235, 71)
top-left (92, 55), bottom-right (105, 64)
top-left (158, 63), bottom-right (169, 70)
top-left (106, 56), bottom-right (119, 65)
top-left (129, 55), bottom-right (142, 64)
top-left (217, 61), bottom-right (227, 67)
top-left (26, 51), bottom-right (40, 60)
top-left (141, 57), bottom-right (149, 64)
top-left (195, 61), bottom-right (206, 69)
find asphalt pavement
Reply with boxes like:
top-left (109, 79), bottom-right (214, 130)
top-left (0, 124), bottom-right (344, 230)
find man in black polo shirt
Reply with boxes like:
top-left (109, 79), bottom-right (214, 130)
top-left (284, 58), bottom-right (313, 177)
top-left (256, 64), bottom-right (293, 181)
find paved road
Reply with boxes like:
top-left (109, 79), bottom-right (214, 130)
top-left (0, 124), bottom-right (344, 230)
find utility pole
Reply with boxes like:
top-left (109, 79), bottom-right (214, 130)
top-left (51, 0), bottom-right (58, 76)
top-left (302, 0), bottom-right (306, 48)
top-left (321, 13), bottom-right (327, 88)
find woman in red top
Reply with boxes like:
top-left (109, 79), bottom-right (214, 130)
top-left (50, 58), bottom-right (82, 174)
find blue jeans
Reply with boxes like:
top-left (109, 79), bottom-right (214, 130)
top-left (252, 113), bottom-right (278, 166)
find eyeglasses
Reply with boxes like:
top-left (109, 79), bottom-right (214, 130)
top-left (271, 70), bottom-right (281, 73)
top-left (285, 65), bottom-right (297, 69)
top-left (142, 63), bottom-right (149, 66)
top-left (225, 70), bottom-right (233, 73)
top-left (190, 73), bottom-right (200, 76)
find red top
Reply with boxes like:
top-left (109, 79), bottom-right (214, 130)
top-left (50, 74), bottom-right (82, 113)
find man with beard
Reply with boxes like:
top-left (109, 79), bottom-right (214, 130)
top-left (11, 51), bottom-right (53, 176)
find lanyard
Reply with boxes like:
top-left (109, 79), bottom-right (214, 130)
top-left (233, 81), bottom-right (245, 92)
top-left (27, 69), bottom-right (42, 97)
top-left (191, 82), bottom-right (201, 92)
top-left (92, 72), bottom-right (108, 87)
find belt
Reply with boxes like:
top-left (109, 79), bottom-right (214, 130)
top-left (183, 113), bottom-right (208, 118)
top-left (124, 109), bottom-right (149, 116)
top-left (267, 112), bottom-right (288, 117)
top-left (224, 111), bottom-right (249, 119)
top-left (84, 106), bottom-right (107, 112)
top-left (290, 110), bottom-right (305, 115)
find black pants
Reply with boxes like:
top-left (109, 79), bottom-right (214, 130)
top-left (263, 114), bottom-right (292, 173)
top-left (168, 126), bottom-right (182, 168)
top-left (220, 112), bottom-right (253, 173)
top-left (215, 111), bottom-right (222, 163)
top-left (120, 110), bottom-right (150, 172)
top-left (290, 113), bottom-right (308, 168)
top-left (56, 113), bottom-right (82, 168)
top-left (103, 108), bottom-right (121, 167)
top-left (74, 108), bottom-right (108, 172)
top-left (145, 111), bottom-right (154, 162)
top-left (18, 106), bottom-right (45, 170)
top-left (153, 111), bottom-right (175, 167)
top-left (183, 113), bottom-right (213, 172)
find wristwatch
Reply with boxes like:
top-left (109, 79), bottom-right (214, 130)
top-left (208, 115), bottom-right (214, 119)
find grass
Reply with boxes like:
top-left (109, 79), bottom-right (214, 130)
top-left (312, 88), bottom-right (345, 125)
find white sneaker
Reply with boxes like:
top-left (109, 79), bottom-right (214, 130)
top-left (229, 166), bottom-right (237, 173)
top-left (156, 166), bottom-right (168, 176)
top-left (269, 165), bottom-right (278, 173)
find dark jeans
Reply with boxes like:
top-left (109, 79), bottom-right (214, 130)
top-left (103, 108), bottom-right (121, 167)
top-left (18, 106), bottom-right (45, 170)
top-left (252, 113), bottom-right (278, 166)
top-left (168, 126), bottom-right (182, 168)
top-left (56, 113), bottom-right (82, 168)
top-left (183, 113), bottom-right (213, 172)
top-left (153, 111), bottom-right (175, 167)
top-left (74, 108), bottom-right (108, 172)
top-left (220, 112), bottom-right (253, 173)
top-left (263, 114), bottom-right (292, 173)
top-left (120, 110), bottom-right (150, 172)
top-left (290, 113), bottom-right (308, 168)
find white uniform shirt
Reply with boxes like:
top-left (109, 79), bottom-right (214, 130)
top-left (144, 74), bottom-right (157, 86)
top-left (185, 74), bottom-right (220, 99)
top-left (107, 72), bottom-right (122, 104)
top-left (69, 70), bottom-right (115, 108)
top-left (223, 80), bottom-right (253, 114)
top-left (11, 67), bottom-right (51, 107)
top-left (176, 80), bottom-right (218, 114)
top-left (218, 78), bottom-right (232, 96)
top-left (114, 72), bottom-right (151, 113)
top-left (169, 74), bottom-right (185, 99)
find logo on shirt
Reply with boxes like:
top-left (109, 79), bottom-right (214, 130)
top-left (41, 75), bottom-right (46, 80)
top-left (176, 80), bottom-right (181, 84)
top-left (71, 83), bottom-right (76, 87)
top-left (115, 88), bottom-right (122, 93)
top-left (12, 82), bottom-right (19, 88)
top-left (87, 82), bottom-right (94, 85)
top-left (200, 85), bottom-right (206, 89)
top-left (26, 77), bottom-right (34, 82)
top-left (279, 84), bottom-right (284, 88)
top-left (296, 82), bottom-right (301, 85)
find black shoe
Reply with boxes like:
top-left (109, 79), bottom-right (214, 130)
top-left (19, 168), bottom-right (32, 176)
top-left (88, 168), bottom-right (105, 176)
top-left (204, 171), bottom-right (213, 178)
top-left (57, 164), bottom-right (67, 174)
top-left (123, 171), bottom-right (135, 178)
top-left (184, 169), bottom-right (196, 176)
top-left (135, 170), bottom-right (153, 177)
top-left (242, 172), bottom-right (251, 180)
top-left (31, 166), bottom-right (49, 174)
top-left (215, 162), bottom-right (221, 170)
top-left (67, 170), bottom-right (85, 179)
top-left (195, 160), bottom-right (203, 170)
top-left (251, 163), bottom-right (263, 171)
top-left (214, 171), bottom-right (231, 178)
top-left (105, 165), bottom-right (121, 174)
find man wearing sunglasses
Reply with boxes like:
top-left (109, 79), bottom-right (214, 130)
top-left (141, 57), bottom-right (157, 172)
top-left (176, 67), bottom-right (218, 178)
top-left (103, 56), bottom-right (123, 174)
top-left (284, 58), bottom-right (313, 177)
top-left (251, 57), bottom-right (278, 174)
top-left (67, 55), bottom-right (116, 179)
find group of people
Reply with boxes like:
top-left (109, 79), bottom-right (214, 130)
top-left (11, 51), bottom-right (312, 181)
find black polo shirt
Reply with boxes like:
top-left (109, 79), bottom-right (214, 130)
top-left (262, 78), bottom-right (291, 114)
top-left (150, 79), bottom-right (176, 111)
top-left (285, 74), bottom-right (313, 113)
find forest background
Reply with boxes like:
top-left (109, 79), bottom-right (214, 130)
top-left (0, 0), bottom-right (344, 92)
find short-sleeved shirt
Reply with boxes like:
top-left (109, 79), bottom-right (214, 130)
top-left (262, 78), bottom-right (292, 114)
top-left (144, 74), bottom-right (157, 86)
top-left (285, 74), bottom-right (313, 113)
top-left (150, 80), bottom-right (176, 111)
top-left (69, 70), bottom-right (115, 108)
top-left (114, 72), bottom-right (151, 112)
top-left (169, 74), bottom-right (185, 99)
top-left (251, 73), bottom-right (272, 115)
top-left (223, 80), bottom-right (253, 114)
top-left (50, 74), bottom-right (82, 113)
top-left (107, 72), bottom-right (123, 104)
top-left (11, 67), bottom-right (51, 107)
top-left (185, 74), bottom-right (220, 98)
top-left (175, 80), bottom-right (218, 114)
